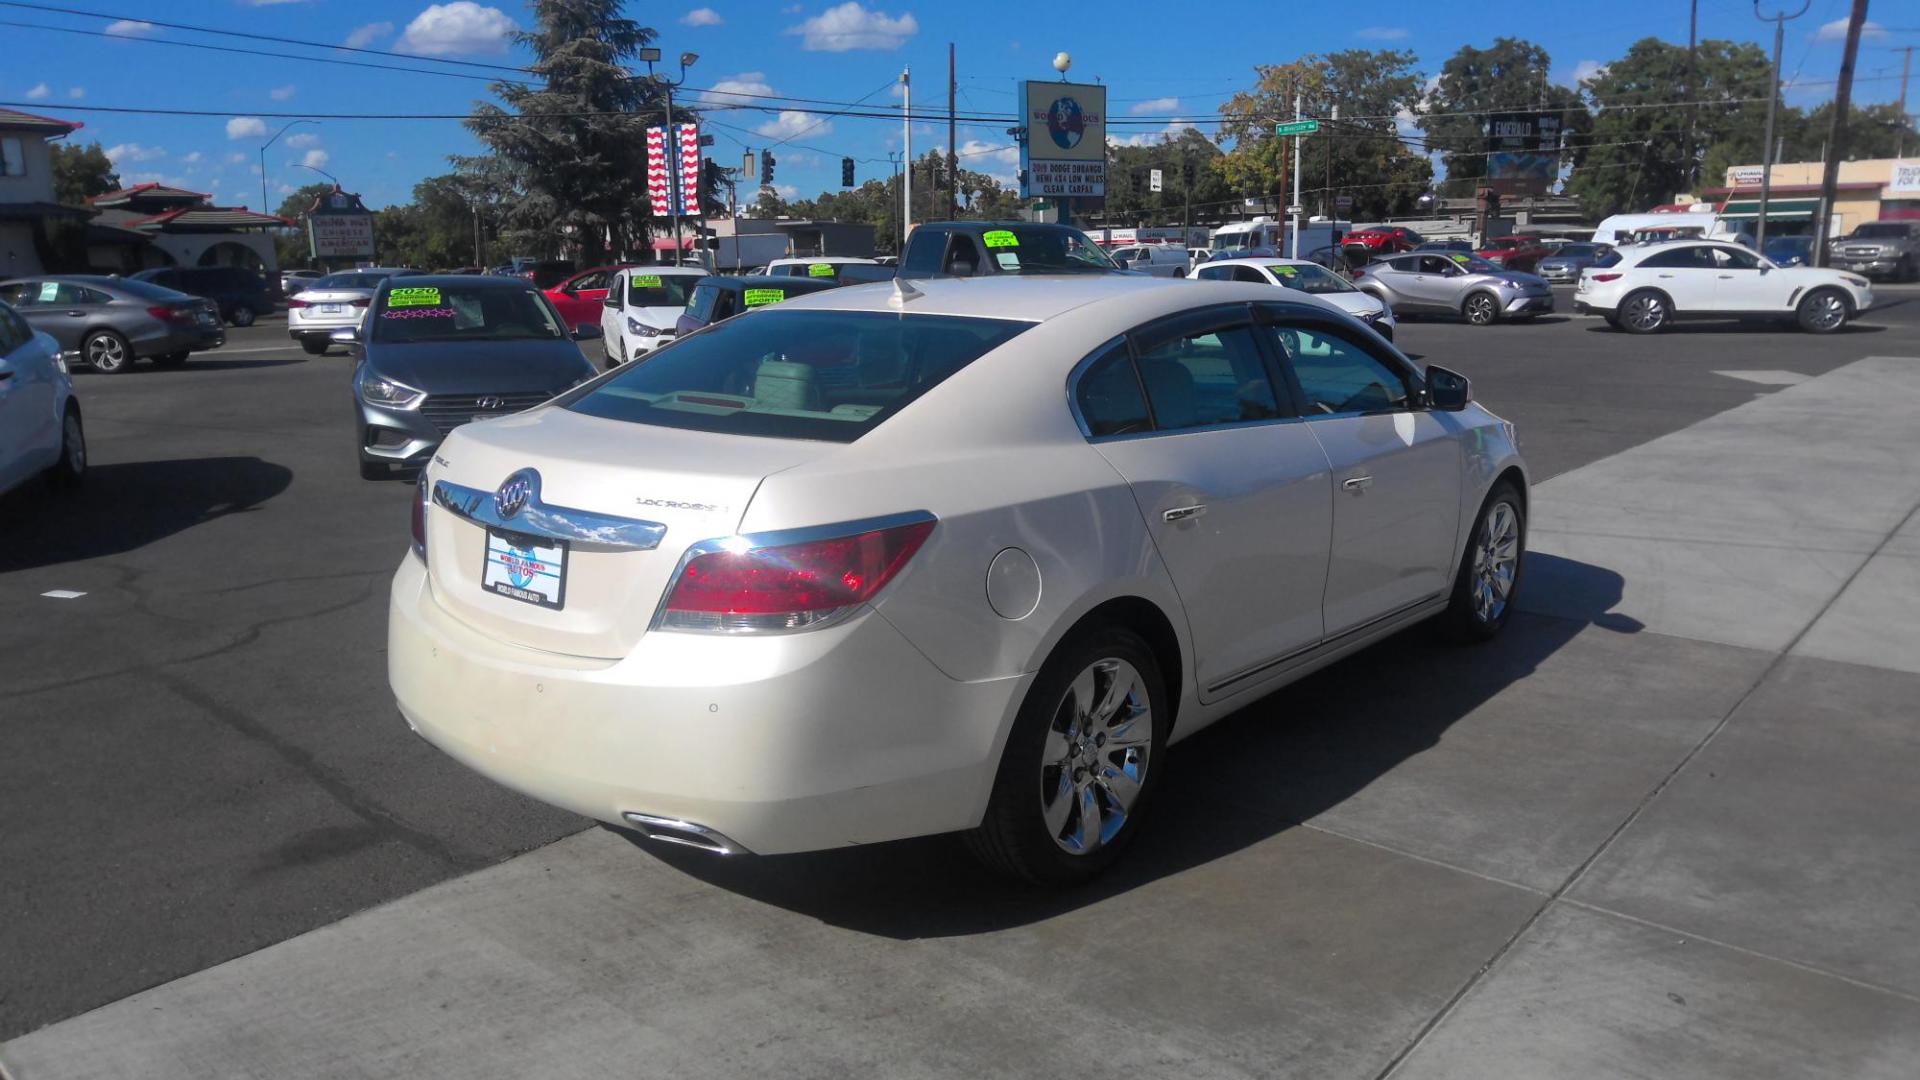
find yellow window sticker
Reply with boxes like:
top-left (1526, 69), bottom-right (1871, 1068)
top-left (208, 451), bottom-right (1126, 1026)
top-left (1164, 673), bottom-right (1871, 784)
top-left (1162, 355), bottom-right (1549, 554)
top-left (983, 229), bottom-right (1018, 249)
top-left (634, 274), bottom-right (663, 288)
top-left (1450, 253), bottom-right (1471, 263)
top-left (388, 286), bottom-right (442, 307)
top-left (1268, 265), bottom-right (1298, 277)
top-left (743, 288), bottom-right (786, 307)
top-left (808, 263), bottom-right (836, 277)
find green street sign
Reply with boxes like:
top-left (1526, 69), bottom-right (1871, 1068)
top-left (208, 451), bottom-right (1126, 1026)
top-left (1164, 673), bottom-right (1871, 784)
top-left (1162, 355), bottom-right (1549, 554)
top-left (1274, 119), bottom-right (1320, 137)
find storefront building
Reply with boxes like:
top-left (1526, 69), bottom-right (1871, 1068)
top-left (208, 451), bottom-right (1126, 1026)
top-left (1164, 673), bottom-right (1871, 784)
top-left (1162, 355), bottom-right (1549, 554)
top-left (1702, 158), bottom-right (1920, 237)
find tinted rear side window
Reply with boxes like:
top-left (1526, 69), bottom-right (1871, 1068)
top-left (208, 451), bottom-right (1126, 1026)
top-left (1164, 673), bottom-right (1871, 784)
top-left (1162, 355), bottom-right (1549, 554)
top-left (564, 309), bottom-right (1031, 443)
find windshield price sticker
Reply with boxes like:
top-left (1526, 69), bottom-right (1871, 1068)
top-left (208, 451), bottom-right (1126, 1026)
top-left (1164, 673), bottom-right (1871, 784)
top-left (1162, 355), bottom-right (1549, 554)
top-left (983, 230), bottom-right (1019, 249)
top-left (382, 307), bottom-right (453, 319)
top-left (743, 288), bottom-right (785, 306)
top-left (1450, 253), bottom-right (1472, 263)
top-left (994, 252), bottom-right (1020, 269)
top-left (808, 263), bottom-right (836, 277)
top-left (388, 286), bottom-right (443, 307)
top-left (1269, 265), bottom-right (1298, 276)
top-left (634, 275), bottom-right (663, 288)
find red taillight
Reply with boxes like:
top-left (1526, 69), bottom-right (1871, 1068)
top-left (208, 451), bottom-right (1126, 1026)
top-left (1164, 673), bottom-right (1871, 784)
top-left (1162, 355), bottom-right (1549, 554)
top-left (1592, 273), bottom-right (1623, 282)
top-left (147, 305), bottom-right (184, 321)
top-left (287, 297), bottom-right (308, 309)
top-left (1350, 268), bottom-right (1365, 278)
top-left (660, 518), bottom-right (935, 632)
top-left (351, 297), bottom-right (371, 308)
top-left (411, 477), bottom-right (429, 561)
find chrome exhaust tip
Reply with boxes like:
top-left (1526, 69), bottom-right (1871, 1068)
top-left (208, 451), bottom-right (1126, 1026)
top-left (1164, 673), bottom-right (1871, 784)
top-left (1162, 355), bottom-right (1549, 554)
top-left (621, 812), bottom-right (747, 856)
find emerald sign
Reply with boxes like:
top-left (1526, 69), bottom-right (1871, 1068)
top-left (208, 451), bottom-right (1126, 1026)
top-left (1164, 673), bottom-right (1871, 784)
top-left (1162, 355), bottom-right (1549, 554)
top-left (1274, 119), bottom-right (1320, 137)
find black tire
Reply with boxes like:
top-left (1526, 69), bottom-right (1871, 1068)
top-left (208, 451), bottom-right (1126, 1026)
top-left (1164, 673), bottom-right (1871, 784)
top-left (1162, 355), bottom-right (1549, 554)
top-left (1796, 287), bottom-right (1850, 334)
top-left (301, 338), bottom-right (329, 356)
top-left (358, 459), bottom-right (388, 481)
top-left (227, 303), bottom-right (257, 328)
top-left (153, 351), bottom-right (188, 368)
top-left (1617, 289), bottom-right (1670, 334)
top-left (966, 625), bottom-right (1169, 886)
top-left (1439, 482), bottom-right (1526, 643)
top-left (83, 330), bottom-right (134, 373)
top-left (45, 404), bottom-right (86, 490)
top-left (1462, 291), bottom-right (1500, 326)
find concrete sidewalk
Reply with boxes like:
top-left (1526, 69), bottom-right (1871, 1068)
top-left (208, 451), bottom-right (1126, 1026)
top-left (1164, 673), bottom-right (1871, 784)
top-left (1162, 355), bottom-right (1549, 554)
top-left (8, 357), bottom-right (1920, 1079)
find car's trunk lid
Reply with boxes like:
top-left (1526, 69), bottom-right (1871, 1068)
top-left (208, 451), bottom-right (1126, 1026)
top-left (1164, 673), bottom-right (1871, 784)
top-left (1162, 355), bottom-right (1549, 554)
top-left (423, 407), bottom-right (833, 658)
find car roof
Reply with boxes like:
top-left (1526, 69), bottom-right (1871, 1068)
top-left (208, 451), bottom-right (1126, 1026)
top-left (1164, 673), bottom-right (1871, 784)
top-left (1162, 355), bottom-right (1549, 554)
top-left (374, 273), bottom-right (537, 289)
top-left (701, 275), bottom-right (842, 292)
top-left (1202, 257), bottom-right (1326, 269)
top-left (764, 274), bottom-right (1344, 323)
top-left (619, 265), bottom-right (708, 275)
top-left (767, 256), bottom-right (874, 263)
top-left (2, 274), bottom-right (126, 285)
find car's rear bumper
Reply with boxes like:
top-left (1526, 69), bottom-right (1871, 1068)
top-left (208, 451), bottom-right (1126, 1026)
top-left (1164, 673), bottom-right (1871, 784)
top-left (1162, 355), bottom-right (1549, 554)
top-left (126, 322), bottom-right (225, 356)
top-left (386, 555), bottom-right (1023, 854)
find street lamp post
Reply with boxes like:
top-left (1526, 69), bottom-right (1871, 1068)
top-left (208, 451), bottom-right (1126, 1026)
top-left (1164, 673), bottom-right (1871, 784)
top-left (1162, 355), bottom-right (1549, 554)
top-left (292, 161), bottom-right (340, 187)
top-left (640, 48), bottom-right (699, 266)
top-left (260, 119), bottom-right (318, 217)
top-left (1753, 0), bottom-right (1810, 252)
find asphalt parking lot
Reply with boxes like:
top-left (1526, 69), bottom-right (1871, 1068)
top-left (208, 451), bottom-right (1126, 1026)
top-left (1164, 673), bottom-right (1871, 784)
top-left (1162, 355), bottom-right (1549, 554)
top-left (5, 291), bottom-right (1920, 1077)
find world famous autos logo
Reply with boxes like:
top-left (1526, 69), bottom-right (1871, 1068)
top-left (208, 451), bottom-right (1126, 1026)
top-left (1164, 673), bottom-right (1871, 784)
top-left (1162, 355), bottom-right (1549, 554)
top-left (1044, 96), bottom-right (1086, 150)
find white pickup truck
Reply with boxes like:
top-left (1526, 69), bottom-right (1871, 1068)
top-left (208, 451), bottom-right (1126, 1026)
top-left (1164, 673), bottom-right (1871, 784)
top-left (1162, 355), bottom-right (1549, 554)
top-left (1109, 244), bottom-right (1190, 277)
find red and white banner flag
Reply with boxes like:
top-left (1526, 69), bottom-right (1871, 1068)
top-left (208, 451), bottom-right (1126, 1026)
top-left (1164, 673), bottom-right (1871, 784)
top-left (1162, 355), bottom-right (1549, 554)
top-left (646, 124), bottom-right (701, 216)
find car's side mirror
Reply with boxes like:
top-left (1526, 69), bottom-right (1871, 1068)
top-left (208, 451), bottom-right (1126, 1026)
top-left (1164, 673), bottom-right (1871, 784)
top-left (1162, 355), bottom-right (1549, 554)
top-left (330, 326), bottom-right (362, 355)
top-left (602, 291), bottom-right (620, 307)
top-left (572, 323), bottom-right (602, 341)
top-left (1426, 365), bottom-right (1471, 411)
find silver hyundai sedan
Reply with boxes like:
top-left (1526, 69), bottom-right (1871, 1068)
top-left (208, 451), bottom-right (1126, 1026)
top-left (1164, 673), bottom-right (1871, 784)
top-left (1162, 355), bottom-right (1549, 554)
top-left (1355, 251), bottom-right (1555, 325)
top-left (388, 276), bottom-right (1528, 884)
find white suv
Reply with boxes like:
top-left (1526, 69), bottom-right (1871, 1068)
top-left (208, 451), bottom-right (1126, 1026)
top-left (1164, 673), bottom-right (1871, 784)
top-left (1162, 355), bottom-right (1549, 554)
top-left (1574, 240), bottom-right (1873, 334)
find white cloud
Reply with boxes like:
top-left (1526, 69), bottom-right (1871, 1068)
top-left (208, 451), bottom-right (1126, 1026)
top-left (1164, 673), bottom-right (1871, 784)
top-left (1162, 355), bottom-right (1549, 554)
top-left (182, 151), bottom-right (203, 164)
top-left (1569, 59), bottom-right (1607, 86)
top-left (1354, 27), bottom-right (1408, 40)
top-left (68, 86), bottom-right (86, 99)
top-left (302, 149), bottom-right (331, 169)
top-left (785, 2), bottom-right (917, 52)
top-left (105, 143), bottom-right (167, 165)
top-left (25, 83), bottom-right (50, 100)
top-left (286, 133), bottom-right (321, 148)
top-left (681, 7), bottom-right (724, 26)
top-left (270, 84), bottom-right (297, 101)
top-left (1815, 18), bottom-right (1886, 42)
top-left (1113, 120), bottom-right (1198, 148)
top-left (345, 21), bottom-right (394, 49)
top-left (1129, 97), bottom-right (1179, 115)
top-left (227, 152), bottom-right (249, 164)
top-left (398, 3), bottom-right (517, 56)
top-left (774, 184), bottom-right (800, 198)
top-left (957, 138), bottom-right (1020, 175)
top-left (756, 110), bottom-right (828, 140)
top-left (227, 116), bottom-right (269, 139)
top-left (700, 71), bottom-right (776, 104)
top-left (105, 19), bottom-right (158, 37)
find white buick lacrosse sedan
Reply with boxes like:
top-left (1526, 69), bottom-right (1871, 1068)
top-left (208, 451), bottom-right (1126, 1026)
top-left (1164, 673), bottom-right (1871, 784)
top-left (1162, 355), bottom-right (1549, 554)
top-left (389, 275), bottom-right (1528, 883)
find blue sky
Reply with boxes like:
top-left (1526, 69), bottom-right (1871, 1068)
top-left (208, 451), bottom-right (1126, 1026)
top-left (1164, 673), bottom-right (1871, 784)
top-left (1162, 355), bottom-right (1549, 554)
top-left (5, 0), bottom-right (1912, 211)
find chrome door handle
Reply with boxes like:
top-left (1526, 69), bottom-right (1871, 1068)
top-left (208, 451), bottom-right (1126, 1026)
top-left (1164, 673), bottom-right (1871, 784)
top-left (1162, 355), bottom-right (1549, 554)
top-left (1163, 504), bottom-right (1207, 523)
top-left (1657, 273), bottom-right (1675, 279)
top-left (1342, 475), bottom-right (1373, 492)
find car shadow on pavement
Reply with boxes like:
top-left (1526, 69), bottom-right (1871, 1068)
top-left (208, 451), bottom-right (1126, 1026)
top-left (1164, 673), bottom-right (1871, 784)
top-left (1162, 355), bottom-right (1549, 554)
top-left (0, 457), bottom-right (293, 572)
top-left (616, 552), bottom-right (1633, 936)
top-left (1582, 322), bottom-right (1886, 336)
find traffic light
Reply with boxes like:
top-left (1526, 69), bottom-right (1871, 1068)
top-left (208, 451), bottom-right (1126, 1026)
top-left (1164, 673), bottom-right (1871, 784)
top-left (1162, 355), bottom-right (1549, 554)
top-left (761, 152), bottom-right (776, 186)
top-left (841, 157), bottom-right (855, 187)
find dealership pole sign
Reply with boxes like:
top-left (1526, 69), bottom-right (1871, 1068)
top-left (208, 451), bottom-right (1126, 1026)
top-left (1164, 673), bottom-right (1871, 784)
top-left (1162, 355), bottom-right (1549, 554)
top-left (1484, 112), bottom-right (1563, 197)
top-left (1018, 81), bottom-right (1107, 199)
top-left (305, 187), bottom-right (375, 260)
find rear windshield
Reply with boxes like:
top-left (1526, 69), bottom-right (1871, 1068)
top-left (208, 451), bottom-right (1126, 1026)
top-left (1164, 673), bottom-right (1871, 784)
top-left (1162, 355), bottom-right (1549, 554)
top-left (1554, 244), bottom-right (1601, 256)
top-left (563, 309), bottom-right (1032, 443)
top-left (975, 227), bottom-right (1119, 273)
top-left (1265, 264), bottom-right (1353, 294)
top-left (628, 273), bottom-right (705, 307)
top-left (371, 283), bottom-right (565, 343)
top-left (316, 273), bottom-right (390, 289)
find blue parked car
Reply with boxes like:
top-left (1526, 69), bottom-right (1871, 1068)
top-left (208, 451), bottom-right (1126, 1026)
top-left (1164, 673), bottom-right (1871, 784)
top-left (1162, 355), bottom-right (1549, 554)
top-left (1764, 235), bottom-right (1813, 267)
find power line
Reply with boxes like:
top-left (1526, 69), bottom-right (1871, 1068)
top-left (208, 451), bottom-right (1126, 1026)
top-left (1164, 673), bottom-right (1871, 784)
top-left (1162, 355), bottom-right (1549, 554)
top-left (0, 17), bottom-right (502, 82)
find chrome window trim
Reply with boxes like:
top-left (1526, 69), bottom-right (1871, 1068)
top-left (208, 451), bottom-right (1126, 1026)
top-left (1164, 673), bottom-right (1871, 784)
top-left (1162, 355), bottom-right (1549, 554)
top-left (432, 470), bottom-right (668, 551)
top-left (648, 509), bottom-right (939, 634)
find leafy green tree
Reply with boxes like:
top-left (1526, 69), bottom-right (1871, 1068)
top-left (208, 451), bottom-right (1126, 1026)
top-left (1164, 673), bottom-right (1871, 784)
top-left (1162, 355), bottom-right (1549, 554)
top-left (1794, 102), bottom-right (1919, 163)
top-left (1418, 38), bottom-right (1589, 195)
top-left (463, 0), bottom-right (671, 264)
top-left (1103, 128), bottom-right (1234, 226)
top-left (1216, 51), bottom-right (1433, 219)
top-left (271, 182), bottom-right (335, 269)
top-left (1569, 37), bottom-right (1773, 217)
top-left (50, 142), bottom-right (120, 205)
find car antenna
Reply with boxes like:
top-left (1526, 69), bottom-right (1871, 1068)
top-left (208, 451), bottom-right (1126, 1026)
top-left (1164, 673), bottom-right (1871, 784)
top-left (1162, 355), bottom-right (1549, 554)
top-left (888, 277), bottom-right (922, 307)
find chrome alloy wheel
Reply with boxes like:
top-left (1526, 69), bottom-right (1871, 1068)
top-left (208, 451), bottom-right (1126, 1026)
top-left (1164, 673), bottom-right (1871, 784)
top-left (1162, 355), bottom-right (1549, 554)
top-left (1471, 502), bottom-right (1520, 623)
top-left (1040, 657), bottom-right (1152, 855)
top-left (86, 333), bottom-right (127, 370)
top-left (1622, 292), bottom-right (1666, 332)
top-left (1464, 293), bottom-right (1497, 325)
top-left (1803, 291), bottom-right (1846, 331)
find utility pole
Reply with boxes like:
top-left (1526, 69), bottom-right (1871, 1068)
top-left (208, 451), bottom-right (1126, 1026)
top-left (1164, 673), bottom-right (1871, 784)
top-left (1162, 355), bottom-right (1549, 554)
top-left (1290, 94), bottom-right (1303, 258)
top-left (1813, 0), bottom-right (1870, 265)
top-left (1752, 0), bottom-right (1810, 253)
top-left (947, 43), bottom-right (958, 221)
top-left (901, 67), bottom-right (912, 244)
top-left (1685, 0), bottom-right (1700, 189)
top-left (1324, 104), bottom-right (1337, 217)
top-left (1895, 45), bottom-right (1914, 157)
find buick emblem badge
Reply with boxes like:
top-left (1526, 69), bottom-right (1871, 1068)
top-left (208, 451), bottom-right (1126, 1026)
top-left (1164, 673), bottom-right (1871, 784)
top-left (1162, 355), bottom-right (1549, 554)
top-left (494, 469), bottom-right (536, 519)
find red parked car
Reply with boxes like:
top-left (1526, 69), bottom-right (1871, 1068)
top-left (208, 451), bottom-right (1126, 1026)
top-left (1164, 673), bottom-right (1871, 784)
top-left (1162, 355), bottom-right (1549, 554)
top-left (1475, 236), bottom-right (1551, 273)
top-left (1344, 225), bottom-right (1425, 253)
top-left (543, 265), bottom-right (633, 327)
